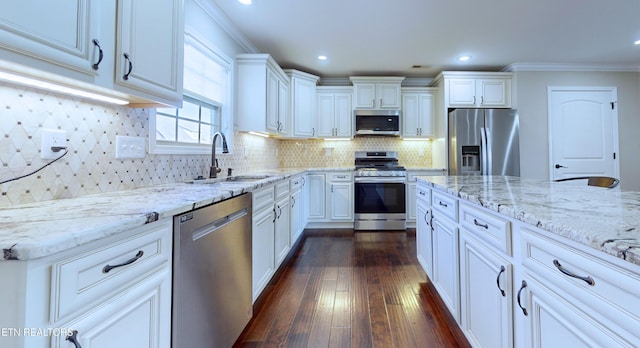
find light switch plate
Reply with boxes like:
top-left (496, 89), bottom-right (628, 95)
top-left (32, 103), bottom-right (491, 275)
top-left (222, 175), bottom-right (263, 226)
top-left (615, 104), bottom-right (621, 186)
top-left (41, 129), bottom-right (67, 159)
top-left (115, 135), bottom-right (146, 159)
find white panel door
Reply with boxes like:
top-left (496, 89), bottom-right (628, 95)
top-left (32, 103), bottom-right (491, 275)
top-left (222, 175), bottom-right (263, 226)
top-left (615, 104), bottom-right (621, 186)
top-left (549, 87), bottom-right (619, 181)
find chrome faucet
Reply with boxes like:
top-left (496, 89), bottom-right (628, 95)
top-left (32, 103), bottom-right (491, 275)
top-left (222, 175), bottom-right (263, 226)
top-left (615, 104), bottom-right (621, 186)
top-left (210, 132), bottom-right (229, 178)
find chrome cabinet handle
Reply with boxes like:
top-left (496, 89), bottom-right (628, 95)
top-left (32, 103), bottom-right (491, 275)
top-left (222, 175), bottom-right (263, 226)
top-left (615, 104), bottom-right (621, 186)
top-left (481, 96), bottom-right (484, 105)
top-left (473, 96), bottom-right (476, 104)
top-left (496, 265), bottom-right (506, 297)
top-left (122, 53), bottom-right (133, 80)
top-left (517, 280), bottom-right (528, 316)
top-left (419, 191), bottom-right (426, 196)
top-left (473, 218), bottom-right (489, 229)
top-left (277, 205), bottom-right (282, 219)
top-left (438, 201), bottom-right (448, 207)
top-left (553, 259), bottom-right (595, 286)
top-left (291, 196), bottom-right (296, 208)
top-left (272, 208), bottom-right (276, 223)
top-left (66, 330), bottom-right (82, 348)
top-left (103, 250), bottom-right (143, 273)
top-left (91, 39), bottom-right (103, 70)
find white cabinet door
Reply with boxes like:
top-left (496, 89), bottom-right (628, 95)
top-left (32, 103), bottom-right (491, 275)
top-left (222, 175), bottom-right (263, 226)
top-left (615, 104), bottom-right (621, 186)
top-left (290, 188), bottom-right (304, 244)
top-left (278, 78), bottom-right (289, 135)
top-left (307, 173), bottom-right (326, 220)
top-left (317, 93), bottom-right (335, 137)
top-left (55, 267), bottom-right (171, 348)
top-left (460, 230), bottom-right (513, 348)
top-left (252, 207), bottom-right (275, 302)
top-left (266, 70), bottom-right (280, 133)
top-left (402, 91), bottom-right (435, 138)
top-left (478, 79), bottom-right (509, 107)
top-left (274, 195), bottom-right (291, 267)
top-left (432, 216), bottom-right (460, 321)
top-left (288, 70), bottom-right (318, 138)
top-left (377, 83), bottom-right (401, 109)
top-left (448, 79), bottom-right (477, 107)
top-left (0, 1), bottom-right (99, 79)
top-left (407, 182), bottom-right (418, 221)
top-left (416, 198), bottom-right (433, 278)
top-left (115, 0), bottom-right (183, 106)
top-left (329, 181), bottom-right (353, 221)
top-left (334, 93), bottom-right (353, 137)
top-left (519, 276), bottom-right (630, 348)
top-left (353, 82), bottom-right (376, 109)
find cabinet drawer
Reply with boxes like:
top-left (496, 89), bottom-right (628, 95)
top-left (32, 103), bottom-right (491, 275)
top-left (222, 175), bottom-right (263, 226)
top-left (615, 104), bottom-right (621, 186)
top-left (253, 185), bottom-right (275, 212)
top-left (330, 172), bottom-right (352, 182)
top-left (432, 190), bottom-right (457, 222)
top-left (51, 220), bottom-right (172, 322)
top-left (290, 175), bottom-right (304, 192)
top-left (460, 203), bottom-right (511, 255)
top-left (520, 226), bottom-right (640, 339)
top-left (275, 180), bottom-right (289, 200)
top-left (416, 185), bottom-right (431, 206)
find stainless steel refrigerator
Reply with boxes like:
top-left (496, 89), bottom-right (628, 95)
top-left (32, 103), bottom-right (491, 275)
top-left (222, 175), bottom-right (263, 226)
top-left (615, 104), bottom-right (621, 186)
top-left (448, 109), bottom-right (520, 176)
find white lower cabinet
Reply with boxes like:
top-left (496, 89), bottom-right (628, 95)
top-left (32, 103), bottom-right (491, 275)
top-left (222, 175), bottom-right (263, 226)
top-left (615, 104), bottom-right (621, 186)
top-left (417, 180), bottom-right (640, 348)
top-left (306, 173), bottom-right (326, 221)
top-left (460, 229), bottom-right (513, 348)
top-left (416, 185), bottom-right (433, 277)
top-left (329, 172), bottom-right (353, 221)
top-left (274, 183), bottom-right (291, 267)
top-left (0, 219), bottom-right (172, 348)
top-left (431, 216), bottom-right (460, 321)
top-left (289, 175), bottom-right (306, 244)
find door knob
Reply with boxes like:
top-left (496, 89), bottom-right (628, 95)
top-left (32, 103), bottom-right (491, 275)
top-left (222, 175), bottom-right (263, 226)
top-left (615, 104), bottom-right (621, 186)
top-left (555, 164), bottom-right (567, 169)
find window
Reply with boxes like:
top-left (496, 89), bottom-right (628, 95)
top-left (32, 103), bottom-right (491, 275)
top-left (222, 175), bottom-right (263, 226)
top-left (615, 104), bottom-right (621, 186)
top-left (149, 33), bottom-right (233, 154)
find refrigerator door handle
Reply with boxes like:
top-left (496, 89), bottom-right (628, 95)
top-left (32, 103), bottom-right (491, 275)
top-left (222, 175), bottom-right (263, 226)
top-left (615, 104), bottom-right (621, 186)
top-left (484, 127), bottom-right (493, 175)
top-left (480, 127), bottom-right (488, 175)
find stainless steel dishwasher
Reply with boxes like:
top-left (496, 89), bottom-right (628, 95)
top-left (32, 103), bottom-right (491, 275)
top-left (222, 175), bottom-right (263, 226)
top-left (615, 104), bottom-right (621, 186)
top-left (172, 193), bottom-right (252, 347)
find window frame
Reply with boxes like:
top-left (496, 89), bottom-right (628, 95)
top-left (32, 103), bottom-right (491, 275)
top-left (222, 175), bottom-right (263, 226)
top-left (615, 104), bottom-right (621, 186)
top-left (149, 33), bottom-right (234, 155)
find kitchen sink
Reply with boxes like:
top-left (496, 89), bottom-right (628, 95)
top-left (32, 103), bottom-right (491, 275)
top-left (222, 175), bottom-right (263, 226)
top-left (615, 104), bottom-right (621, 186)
top-left (224, 175), bottom-right (272, 182)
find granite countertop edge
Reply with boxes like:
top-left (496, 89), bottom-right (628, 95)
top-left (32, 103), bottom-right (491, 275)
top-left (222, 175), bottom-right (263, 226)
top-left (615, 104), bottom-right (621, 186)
top-left (416, 175), bottom-right (640, 268)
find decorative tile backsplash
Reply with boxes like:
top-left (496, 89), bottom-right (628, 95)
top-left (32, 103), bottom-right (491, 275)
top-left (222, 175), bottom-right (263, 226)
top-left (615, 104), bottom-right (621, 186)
top-left (0, 81), bottom-right (433, 207)
top-left (0, 82), bottom-right (278, 207)
top-left (278, 137), bottom-right (433, 168)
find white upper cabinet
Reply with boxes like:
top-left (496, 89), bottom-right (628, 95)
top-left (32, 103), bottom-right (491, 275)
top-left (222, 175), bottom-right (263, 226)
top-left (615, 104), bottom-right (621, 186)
top-left (434, 72), bottom-right (512, 108)
top-left (402, 87), bottom-right (437, 138)
top-left (114, 0), bottom-right (184, 107)
top-left (237, 54), bottom-right (290, 136)
top-left (350, 76), bottom-right (405, 109)
top-left (0, 0), bottom-right (184, 107)
top-left (0, 0), bottom-right (100, 80)
top-left (285, 69), bottom-right (319, 138)
top-left (317, 86), bottom-right (353, 138)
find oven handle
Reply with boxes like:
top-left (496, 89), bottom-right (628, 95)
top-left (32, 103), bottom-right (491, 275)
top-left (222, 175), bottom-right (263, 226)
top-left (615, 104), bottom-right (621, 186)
top-left (354, 177), bottom-right (406, 184)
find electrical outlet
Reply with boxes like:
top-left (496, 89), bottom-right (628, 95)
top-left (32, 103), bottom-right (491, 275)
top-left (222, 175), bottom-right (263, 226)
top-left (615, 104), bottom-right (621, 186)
top-left (115, 135), bottom-right (146, 159)
top-left (41, 129), bottom-right (67, 159)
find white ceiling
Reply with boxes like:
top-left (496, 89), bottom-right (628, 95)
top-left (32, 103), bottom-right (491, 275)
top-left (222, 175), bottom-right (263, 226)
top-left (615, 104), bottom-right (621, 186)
top-left (209, 0), bottom-right (640, 78)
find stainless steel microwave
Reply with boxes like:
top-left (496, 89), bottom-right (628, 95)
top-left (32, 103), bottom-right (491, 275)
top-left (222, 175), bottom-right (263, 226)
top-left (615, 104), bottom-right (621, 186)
top-left (354, 110), bottom-right (400, 136)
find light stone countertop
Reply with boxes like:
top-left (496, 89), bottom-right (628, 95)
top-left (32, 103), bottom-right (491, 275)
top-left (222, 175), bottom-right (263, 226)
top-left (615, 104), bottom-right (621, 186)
top-left (417, 175), bottom-right (640, 267)
top-left (0, 169), bottom-right (315, 261)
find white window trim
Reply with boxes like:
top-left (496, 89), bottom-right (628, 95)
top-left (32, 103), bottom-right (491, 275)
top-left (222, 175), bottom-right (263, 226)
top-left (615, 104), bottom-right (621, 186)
top-left (149, 33), bottom-right (234, 155)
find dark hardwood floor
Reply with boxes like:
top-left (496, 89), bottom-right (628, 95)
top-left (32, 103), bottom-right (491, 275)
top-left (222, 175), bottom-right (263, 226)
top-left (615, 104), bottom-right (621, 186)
top-left (235, 229), bottom-right (470, 348)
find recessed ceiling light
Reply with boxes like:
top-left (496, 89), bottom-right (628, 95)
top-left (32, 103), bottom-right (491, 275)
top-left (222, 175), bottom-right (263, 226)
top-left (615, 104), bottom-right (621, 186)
top-left (635, 40), bottom-right (640, 45)
top-left (458, 55), bottom-right (472, 62)
top-left (318, 55), bottom-right (328, 61)
top-left (238, 0), bottom-right (252, 5)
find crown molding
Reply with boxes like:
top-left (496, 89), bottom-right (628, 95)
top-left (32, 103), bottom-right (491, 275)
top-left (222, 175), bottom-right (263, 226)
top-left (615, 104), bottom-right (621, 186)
top-left (503, 62), bottom-right (640, 72)
top-left (192, 0), bottom-right (259, 54)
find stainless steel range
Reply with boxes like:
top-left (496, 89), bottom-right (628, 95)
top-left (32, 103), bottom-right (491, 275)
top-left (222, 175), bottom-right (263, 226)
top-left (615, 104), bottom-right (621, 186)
top-left (354, 151), bottom-right (406, 230)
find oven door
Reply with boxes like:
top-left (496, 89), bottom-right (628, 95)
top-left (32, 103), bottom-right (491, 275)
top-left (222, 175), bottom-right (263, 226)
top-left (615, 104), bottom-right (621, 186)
top-left (354, 177), bottom-right (406, 230)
